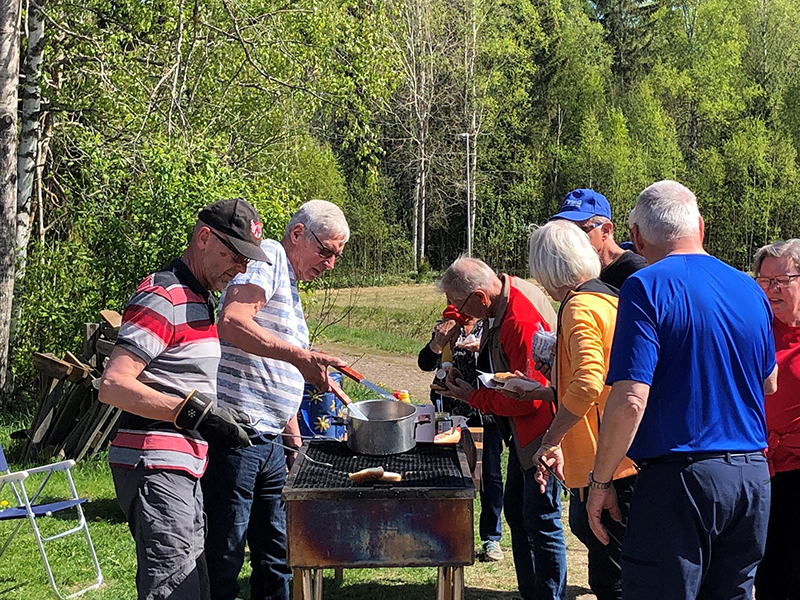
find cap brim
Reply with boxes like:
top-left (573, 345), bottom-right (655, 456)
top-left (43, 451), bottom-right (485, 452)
top-left (549, 211), bottom-right (596, 222)
top-left (229, 237), bottom-right (272, 264)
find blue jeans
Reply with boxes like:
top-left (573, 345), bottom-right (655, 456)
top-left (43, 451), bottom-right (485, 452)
top-left (504, 446), bottom-right (567, 600)
top-left (622, 453), bottom-right (770, 600)
top-left (479, 420), bottom-right (505, 541)
top-left (201, 439), bottom-right (290, 600)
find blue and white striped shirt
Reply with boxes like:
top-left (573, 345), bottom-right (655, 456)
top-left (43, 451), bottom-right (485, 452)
top-left (217, 239), bottom-right (309, 435)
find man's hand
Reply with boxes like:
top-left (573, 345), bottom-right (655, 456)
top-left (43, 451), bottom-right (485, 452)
top-left (282, 415), bottom-right (302, 469)
top-left (443, 376), bottom-right (474, 403)
top-left (533, 444), bottom-right (564, 494)
top-left (586, 485), bottom-right (622, 545)
top-left (175, 390), bottom-right (252, 449)
top-left (430, 319), bottom-right (460, 354)
top-left (298, 351), bottom-right (347, 392)
top-left (534, 359), bottom-right (552, 381)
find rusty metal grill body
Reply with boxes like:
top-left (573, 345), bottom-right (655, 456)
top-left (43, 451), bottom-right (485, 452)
top-left (283, 440), bottom-right (476, 569)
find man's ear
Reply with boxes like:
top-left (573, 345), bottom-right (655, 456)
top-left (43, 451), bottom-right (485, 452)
top-left (288, 222), bottom-right (305, 244)
top-left (630, 224), bottom-right (643, 254)
top-left (698, 216), bottom-right (705, 242)
top-left (601, 221), bottom-right (614, 240)
top-left (474, 289), bottom-right (488, 307)
top-left (197, 225), bottom-right (212, 249)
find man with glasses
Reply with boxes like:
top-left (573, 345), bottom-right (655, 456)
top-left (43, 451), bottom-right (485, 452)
top-left (439, 257), bottom-right (567, 600)
top-left (551, 189), bottom-right (646, 290)
top-left (202, 200), bottom-right (350, 600)
top-left (99, 197), bottom-right (269, 600)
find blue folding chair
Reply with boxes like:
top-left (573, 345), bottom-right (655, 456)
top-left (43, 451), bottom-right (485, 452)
top-left (0, 441), bottom-right (103, 598)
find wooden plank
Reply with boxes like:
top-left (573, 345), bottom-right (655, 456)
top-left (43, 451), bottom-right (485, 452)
top-left (26, 377), bottom-right (68, 460)
top-left (96, 338), bottom-right (116, 358)
top-left (83, 323), bottom-right (100, 367)
top-left (76, 402), bottom-right (118, 462)
top-left (99, 310), bottom-right (122, 329)
top-left (32, 352), bottom-right (73, 380)
top-left (41, 384), bottom-right (90, 457)
top-left (85, 407), bottom-right (122, 460)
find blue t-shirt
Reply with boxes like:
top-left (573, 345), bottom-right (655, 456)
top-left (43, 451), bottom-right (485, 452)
top-left (607, 254), bottom-right (776, 461)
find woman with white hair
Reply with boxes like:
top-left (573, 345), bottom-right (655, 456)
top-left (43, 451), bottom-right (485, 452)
top-left (509, 219), bottom-right (638, 600)
top-left (752, 239), bottom-right (800, 600)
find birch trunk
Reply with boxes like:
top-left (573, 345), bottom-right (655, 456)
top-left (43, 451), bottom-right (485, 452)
top-left (12, 0), bottom-right (45, 345)
top-left (0, 0), bottom-right (21, 389)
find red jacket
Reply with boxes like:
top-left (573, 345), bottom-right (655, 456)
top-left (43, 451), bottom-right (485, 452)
top-left (468, 275), bottom-right (557, 453)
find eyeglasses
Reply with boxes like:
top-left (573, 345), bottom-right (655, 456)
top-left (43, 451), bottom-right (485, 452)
top-left (309, 230), bottom-right (343, 260)
top-left (579, 221), bottom-right (602, 234)
top-left (210, 230), bottom-right (249, 265)
top-left (755, 274), bottom-right (800, 289)
top-left (457, 293), bottom-right (473, 315)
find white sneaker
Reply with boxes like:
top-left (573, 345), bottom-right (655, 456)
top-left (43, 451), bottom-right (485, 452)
top-left (481, 539), bottom-right (504, 562)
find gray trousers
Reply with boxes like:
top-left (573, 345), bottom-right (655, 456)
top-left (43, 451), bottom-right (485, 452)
top-left (112, 464), bottom-right (210, 600)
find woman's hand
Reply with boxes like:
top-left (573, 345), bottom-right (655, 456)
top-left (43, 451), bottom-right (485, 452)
top-left (429, 319), bottom-right (460, 354)
top-left (533, 443), bottom-right (565, 493)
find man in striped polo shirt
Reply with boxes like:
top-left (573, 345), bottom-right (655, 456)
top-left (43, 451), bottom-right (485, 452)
top-left (99, 198), bottom-right (269, 600)
top-left (202, 200), bottom-right (349, 600)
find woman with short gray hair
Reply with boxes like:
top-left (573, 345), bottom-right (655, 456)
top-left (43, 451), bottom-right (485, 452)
top-left (752, 238), bottom-right (800, 600)
top-left (518, 220), bottom-right (637, 600)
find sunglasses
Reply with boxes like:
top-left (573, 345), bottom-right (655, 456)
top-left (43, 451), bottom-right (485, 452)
top-left (210, 230), bottom-right (249, 265)
top-left (309, 230), bottom-right (343, 260)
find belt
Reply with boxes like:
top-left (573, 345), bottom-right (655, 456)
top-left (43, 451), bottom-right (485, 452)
top-left (637, 450), bottom-right (764, 468)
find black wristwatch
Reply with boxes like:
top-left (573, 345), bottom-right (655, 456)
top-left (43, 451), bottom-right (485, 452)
top-left (588, 471), bottom-right (612, 491)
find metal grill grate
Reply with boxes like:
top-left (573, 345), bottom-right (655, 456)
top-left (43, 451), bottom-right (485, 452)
top-left (291, 440), bottom-right (468, 490)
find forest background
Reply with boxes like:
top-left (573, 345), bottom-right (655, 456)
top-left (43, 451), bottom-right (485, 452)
top-left (0, 0), bottom-right (799, 409)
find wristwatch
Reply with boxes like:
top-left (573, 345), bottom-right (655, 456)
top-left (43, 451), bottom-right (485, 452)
top-left (588, 471), bottom-right (612, 491)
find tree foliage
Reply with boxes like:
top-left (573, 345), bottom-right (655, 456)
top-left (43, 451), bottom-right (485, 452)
top-left (6, 0), bottom-right (800, 404)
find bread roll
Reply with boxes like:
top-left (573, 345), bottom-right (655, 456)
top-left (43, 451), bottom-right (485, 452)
top-left (348, 467), bottom-right (384, 483)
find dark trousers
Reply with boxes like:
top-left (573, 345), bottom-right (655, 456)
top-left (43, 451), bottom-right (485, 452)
top-left (112, 465), bottom-right (210, 600)
top-left (202, 439), bottom-right (290, 600)
top-left (621, 453), bottom-right (770, 600)
top-left (755, 467), bottom-right (800, 600)
top-left (479, 420), bottom-right (505, 541)
top-left (569, 475), bottom-right (636, 600)
top-left (504, 446), bottom-right (567, 600)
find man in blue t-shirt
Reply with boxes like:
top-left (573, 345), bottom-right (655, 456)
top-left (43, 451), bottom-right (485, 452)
top-left (585, 180), bottom-right (778, 600)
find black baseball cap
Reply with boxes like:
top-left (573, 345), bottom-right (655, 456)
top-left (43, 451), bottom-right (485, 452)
top-left (198, 198), bottom-right (271, 264)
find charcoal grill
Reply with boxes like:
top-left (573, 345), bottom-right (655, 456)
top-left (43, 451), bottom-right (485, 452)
top-left (283, 439), bottom-right (476, 600)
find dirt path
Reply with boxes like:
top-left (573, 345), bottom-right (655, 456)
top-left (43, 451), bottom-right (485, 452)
top-left (314, 340), bottom-right (433, 402)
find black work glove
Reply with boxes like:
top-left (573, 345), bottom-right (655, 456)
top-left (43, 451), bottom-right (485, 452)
top-left (175, 390), bottom-right (252, 449)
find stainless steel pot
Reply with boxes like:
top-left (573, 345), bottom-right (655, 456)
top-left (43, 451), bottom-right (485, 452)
top-left (345, 399), bottom-right (418, 455)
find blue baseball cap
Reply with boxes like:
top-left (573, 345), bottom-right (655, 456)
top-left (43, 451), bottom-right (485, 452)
top-left (550, 189), bottom-right (611, 222)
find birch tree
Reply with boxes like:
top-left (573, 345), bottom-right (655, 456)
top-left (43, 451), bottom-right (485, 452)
top-left (0, 0), bottom-right (20, 388)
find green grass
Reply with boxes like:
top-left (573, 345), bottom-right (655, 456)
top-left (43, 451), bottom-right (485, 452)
top-left (0, 428), bottom-right (590, 600)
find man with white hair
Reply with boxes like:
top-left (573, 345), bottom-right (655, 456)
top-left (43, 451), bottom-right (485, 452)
top-left (586, 180), bottom-right (778, 599)
top-left (202, 200), bottom-right (350, 600)
top-left (440, 257), bottom-right (567, 600)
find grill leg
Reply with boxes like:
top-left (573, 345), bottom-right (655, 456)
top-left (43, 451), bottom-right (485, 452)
top-left (293, 569), bottom-right (313, 600)
top-left (437, 567), bottom-right (455, 600)
top-left (334, 567), bottom-right (344, 582)
top-left (313, 568), bottom-right (323, 600)
top-left (453, 567), bottom-right (464, 600)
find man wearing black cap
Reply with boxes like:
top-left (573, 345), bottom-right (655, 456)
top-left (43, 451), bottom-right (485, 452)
top-left (98, 198), bottom-right (269, 600)
top-left (551, 189), bottom-right (646, 290)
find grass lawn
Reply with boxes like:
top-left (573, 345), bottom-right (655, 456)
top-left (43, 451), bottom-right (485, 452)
top-left (0, 395), bottom-right (591, 599)
top-left (1, 283), bottom-right (586, 599)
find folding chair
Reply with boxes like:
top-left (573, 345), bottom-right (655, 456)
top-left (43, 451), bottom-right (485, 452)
top-left (0, 440), bottom-right (103, 598)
